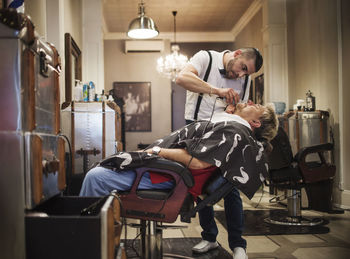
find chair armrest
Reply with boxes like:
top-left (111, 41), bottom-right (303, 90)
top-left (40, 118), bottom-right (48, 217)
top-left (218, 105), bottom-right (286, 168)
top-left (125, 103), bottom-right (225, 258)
top-left (101, 154), bottom-right (194, 188)
top-left (294, 143), bottom-right (334, 162)
top-left (294, 143), bottom-right (335, 183)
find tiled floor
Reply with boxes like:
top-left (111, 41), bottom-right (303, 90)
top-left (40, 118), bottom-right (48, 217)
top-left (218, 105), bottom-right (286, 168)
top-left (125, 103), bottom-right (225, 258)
top-left (121, 189), bottom-right (350, 259)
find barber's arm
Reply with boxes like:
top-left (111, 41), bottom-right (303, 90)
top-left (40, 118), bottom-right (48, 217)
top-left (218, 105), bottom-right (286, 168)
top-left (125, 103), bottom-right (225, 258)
top-left (144, 147), bottom-right (212, 170)
top-left (175, 64), bottom-right (238, 105)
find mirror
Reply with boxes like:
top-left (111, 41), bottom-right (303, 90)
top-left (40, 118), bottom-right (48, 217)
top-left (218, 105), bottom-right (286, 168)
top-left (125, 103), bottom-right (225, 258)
top-left (64, 33), bottom-right (82, 103)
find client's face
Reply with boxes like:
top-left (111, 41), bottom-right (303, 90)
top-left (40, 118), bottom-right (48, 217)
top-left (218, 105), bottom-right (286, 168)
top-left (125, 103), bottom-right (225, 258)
top-left (225, 100), bottom-right (254, 114)
top-left (227, 101), bottom-right (266, 122)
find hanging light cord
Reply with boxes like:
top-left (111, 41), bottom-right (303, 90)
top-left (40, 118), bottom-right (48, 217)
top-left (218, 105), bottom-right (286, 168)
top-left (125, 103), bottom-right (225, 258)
top-left (173, 11), bottom-right (177, 44)
top-left (139, 0), bottom-right (145, 16)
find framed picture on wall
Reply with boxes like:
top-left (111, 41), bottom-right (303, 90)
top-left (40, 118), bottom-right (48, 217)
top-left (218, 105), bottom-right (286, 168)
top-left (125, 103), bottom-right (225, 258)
top-left (249, 79), bottom-right (253, 101)
top-left (254, 74), bottom-right (264, 105)
top-left (113, 82), bottom-right (151, 132)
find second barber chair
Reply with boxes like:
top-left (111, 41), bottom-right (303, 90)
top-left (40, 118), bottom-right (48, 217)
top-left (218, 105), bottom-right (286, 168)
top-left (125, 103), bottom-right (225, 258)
top-left (265, 127), bottom-right (337, 226)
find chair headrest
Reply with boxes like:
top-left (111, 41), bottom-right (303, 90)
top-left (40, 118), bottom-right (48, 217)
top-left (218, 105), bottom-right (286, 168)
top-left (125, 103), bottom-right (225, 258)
top-left (268, 127), bottom-right (294, 170)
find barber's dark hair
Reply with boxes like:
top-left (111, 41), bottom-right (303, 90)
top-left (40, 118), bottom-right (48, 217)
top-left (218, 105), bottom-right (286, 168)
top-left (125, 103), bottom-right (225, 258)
top-left (239, 47), bottom-right (263, 72)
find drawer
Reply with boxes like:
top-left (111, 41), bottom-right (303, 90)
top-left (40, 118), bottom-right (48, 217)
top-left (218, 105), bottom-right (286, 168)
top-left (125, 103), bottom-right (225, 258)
top-left (25, 195), bottom-right (121, 259)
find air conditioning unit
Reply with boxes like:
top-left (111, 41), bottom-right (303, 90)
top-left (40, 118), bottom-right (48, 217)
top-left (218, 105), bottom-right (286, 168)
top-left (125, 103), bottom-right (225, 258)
top-left (125, 40), bottom-right (164, 53)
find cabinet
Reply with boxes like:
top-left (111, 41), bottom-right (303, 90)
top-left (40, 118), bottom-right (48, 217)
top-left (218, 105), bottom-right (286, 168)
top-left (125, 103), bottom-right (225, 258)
top-left (61, 101), bottom-right (123, 174)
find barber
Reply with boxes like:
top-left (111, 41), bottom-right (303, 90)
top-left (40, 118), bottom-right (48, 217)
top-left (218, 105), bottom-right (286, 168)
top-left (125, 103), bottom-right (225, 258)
top-left (175, 47), bottom-right (263, 259)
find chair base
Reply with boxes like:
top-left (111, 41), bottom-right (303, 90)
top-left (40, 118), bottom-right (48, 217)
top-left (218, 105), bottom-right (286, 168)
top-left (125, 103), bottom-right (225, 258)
top-left (264, 216), bottom-right (323, 226)
top-left (267, 189), bottom-right (324, 226)
top-left (129, 220), bottom-right (194, 259)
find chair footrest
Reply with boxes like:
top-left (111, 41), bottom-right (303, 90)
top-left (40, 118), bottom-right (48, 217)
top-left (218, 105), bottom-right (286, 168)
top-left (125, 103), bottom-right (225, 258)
top-left (157, 224), bottom-right (188, 230)
top-left (264, 216), bottom-right (323, 226)
top-left (127, 222), bottom-right (187, 230)
top-left (327, 208), bottom-right (345, 214)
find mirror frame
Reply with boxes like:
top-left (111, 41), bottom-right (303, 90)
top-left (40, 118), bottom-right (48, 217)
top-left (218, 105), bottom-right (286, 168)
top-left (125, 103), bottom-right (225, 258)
top-left (64, 33), bottom-right (82, 103)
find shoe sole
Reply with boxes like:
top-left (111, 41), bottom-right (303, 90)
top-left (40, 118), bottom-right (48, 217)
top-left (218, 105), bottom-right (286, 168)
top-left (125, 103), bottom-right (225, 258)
top-left (192, 244), bottom-right (219, 254)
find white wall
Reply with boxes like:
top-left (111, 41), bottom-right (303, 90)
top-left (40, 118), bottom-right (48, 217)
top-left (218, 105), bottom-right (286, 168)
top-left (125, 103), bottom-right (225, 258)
top-left (26, 0), bottom-right (83, 105)
top-left (82, 0), bottom-right (104, 94)
top-left (104, 40), bottom-right (172, 151)
top-left (234, 9), bottom-right (265, 92)
top-left (25, 0), bottom-right (47, 37)
top-left (63, 0), bottom-right (83, 49)
top-left (285, 0), bottom-right (348, 207)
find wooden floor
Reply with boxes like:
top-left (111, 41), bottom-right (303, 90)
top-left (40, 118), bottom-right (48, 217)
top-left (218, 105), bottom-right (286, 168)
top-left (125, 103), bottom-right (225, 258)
top-left (120, 187), bottom-right (350, 259)
top-left (125, 237), bottom-right (232, 259)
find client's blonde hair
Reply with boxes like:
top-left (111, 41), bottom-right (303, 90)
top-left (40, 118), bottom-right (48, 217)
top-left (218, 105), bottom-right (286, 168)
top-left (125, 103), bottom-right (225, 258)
top-left (255, 103), bottom-right (279, 142)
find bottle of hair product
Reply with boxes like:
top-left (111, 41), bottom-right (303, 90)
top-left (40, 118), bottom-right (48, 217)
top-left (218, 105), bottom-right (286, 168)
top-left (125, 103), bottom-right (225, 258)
top-left (74, 80), bottom-right (83, 101)
top-left (102, 89), bottom-right (107, 101)
top-left (88, 81), bottom-right (96, 102)
top-left (83, 83), bottom-right (89, 102)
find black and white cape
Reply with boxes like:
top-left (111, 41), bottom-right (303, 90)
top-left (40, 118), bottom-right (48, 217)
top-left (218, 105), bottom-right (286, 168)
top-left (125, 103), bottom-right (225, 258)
top-left (100, 120), bottom-right (268, 199)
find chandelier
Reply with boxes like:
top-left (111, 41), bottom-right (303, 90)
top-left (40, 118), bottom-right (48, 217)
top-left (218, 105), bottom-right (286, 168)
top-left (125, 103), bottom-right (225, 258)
top-left (156, 11), bottom-right (188, 81)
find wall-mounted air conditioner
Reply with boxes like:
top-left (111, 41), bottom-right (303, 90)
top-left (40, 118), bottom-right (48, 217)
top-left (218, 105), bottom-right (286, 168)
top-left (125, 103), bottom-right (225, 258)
top-left (124, 40), bottom-right (164, 53)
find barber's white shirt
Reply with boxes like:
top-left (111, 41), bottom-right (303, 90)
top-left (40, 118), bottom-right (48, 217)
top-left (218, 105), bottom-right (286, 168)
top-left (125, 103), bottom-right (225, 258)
top-left (211, 111), bottom-right (251, 130)
top-left (185, 50), bottom-right (251, 121)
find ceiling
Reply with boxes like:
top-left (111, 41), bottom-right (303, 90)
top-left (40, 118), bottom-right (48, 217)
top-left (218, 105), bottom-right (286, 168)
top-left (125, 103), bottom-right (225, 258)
top-left (102, 0), bottom-right (256, 41)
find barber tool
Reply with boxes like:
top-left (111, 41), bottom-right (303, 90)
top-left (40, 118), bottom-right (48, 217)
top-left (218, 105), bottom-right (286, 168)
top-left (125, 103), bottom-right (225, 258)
top-left (217, 96), bottom-right (236, 106)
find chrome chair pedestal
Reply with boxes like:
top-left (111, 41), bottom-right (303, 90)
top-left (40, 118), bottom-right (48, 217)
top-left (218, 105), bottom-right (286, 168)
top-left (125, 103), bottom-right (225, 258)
top-left (265, 189), bottom-right (323, 226)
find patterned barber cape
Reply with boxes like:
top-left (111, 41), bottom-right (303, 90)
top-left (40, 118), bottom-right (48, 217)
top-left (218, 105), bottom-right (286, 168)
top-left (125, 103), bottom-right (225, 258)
top-left (99, 120), bottom-right (268, 199)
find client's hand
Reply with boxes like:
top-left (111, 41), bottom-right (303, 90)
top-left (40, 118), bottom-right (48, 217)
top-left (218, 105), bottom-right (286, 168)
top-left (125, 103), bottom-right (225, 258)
top-left (144, 148), bottom-right (152, 154)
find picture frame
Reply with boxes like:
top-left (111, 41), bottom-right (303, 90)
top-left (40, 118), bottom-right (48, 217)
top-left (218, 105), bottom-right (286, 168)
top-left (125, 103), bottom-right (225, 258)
top-left (112, 82), bottom-right (151, 132)
top-left (254, 74), bottom-right (264, 105)
top-left (64, 33), bottom-right (82, 103)
top-left (249, 79), bottom-right (253, 102)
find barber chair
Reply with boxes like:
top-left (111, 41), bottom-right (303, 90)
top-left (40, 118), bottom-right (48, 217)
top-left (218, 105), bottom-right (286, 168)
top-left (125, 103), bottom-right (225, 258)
top-left (113, 158), bottom-right (235, 259)
top-left (265, 127), bottom-right (337, 226)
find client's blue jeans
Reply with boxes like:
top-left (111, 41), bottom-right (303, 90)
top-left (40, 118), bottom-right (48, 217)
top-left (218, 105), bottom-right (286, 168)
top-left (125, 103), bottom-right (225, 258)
top-left (79, 166), bottom-right (174, 197)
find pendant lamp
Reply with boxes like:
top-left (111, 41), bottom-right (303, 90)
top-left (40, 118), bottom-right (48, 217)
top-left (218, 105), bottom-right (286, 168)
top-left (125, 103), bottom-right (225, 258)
top-left (156, 11), bottom-right (188, 81)
top-left (127, 0), bottom-right (159, 39)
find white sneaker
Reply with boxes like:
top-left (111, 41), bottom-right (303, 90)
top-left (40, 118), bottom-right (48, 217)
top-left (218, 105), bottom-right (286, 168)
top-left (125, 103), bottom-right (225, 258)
top-left (233, 247), bottom-right (248, 259)
top-left (192, 240), bottom-right (219, 253)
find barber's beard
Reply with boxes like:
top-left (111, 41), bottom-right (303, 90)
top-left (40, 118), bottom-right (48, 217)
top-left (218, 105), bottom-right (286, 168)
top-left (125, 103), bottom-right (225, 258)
top-left (225, 60), bottom-right (238, 79)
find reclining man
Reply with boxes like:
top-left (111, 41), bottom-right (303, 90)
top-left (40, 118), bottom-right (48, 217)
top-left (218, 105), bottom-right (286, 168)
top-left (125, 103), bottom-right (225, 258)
top-left (80, 102), bottom-right (278, 205)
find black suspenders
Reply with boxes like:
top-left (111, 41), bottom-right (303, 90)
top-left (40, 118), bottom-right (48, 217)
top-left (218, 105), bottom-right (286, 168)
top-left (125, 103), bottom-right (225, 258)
top-left (193, 50), bottom-right (212, 120)
top-left (193, 51), bottom-right (249, 121)
top-left (242, 75), bottom-right (249, 101)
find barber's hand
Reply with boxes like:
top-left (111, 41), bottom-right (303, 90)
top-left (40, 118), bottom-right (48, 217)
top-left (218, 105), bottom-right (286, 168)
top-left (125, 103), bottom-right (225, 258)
top-left (225, 104), bottom-right (236, 114)
top-left (216, 88), bottom-right (239, 105)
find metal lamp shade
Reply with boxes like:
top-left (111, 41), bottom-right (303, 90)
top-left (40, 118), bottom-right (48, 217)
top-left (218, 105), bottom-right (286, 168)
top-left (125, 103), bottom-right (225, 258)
top-left (127, 15), bottom-right (159, 39)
